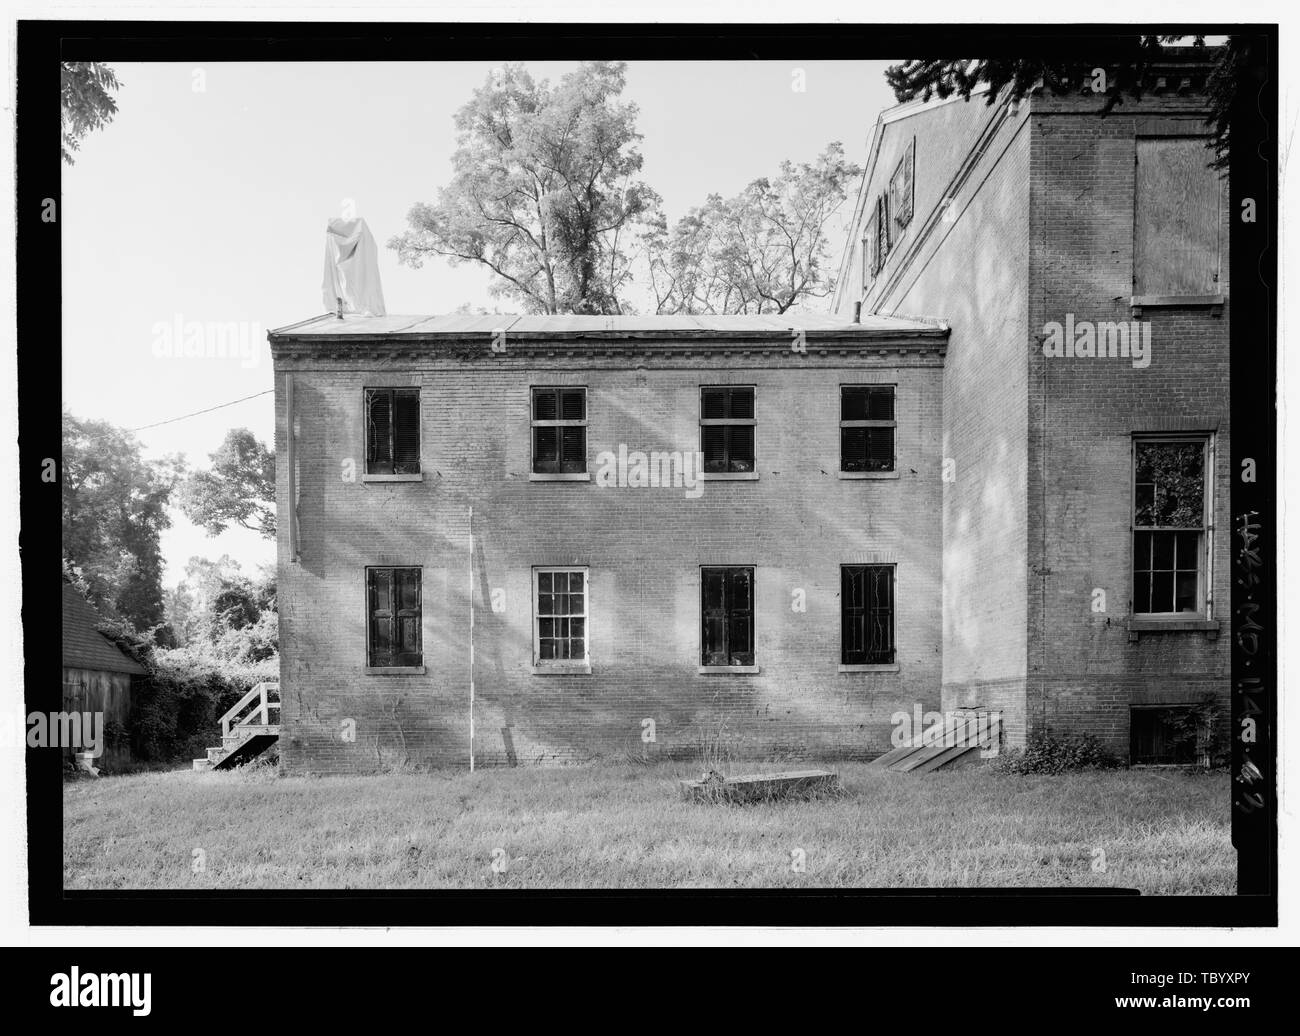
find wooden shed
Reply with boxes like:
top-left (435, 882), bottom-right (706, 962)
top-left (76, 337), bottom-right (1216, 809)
top-left (62, 582), bottom-right (147, 770)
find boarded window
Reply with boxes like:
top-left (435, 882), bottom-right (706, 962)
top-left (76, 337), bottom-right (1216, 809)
top-left (700, 387), bottom-right (755, 473)
top-left (1130, 706), bottom-right (1200, 765)
top-left (1132, 437), bottom-right (1207, 615)
top-left (365, 388), bottom-right (421, 475)
top-left (889, 140), bottom-right (915, 230)
top-left (1134, 137), bottom-right (1222, 296)
top-left (534, 568), bottom-right (588, 664)
top-left (367, 567), bottom-right (422, 667)
top-left (842, 564), bottom-right (894, 665)
top-left (840, 385), bottom-right (896, 472)
top-left (532, 387), bottom-right (587, 474)
top-left (701, 566), bottom-right (755, 667)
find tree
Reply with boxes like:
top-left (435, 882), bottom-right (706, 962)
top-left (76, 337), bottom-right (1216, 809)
top-left (61, 62), bottom-right (121, 165)
top-left (390, 61), bottom-right (661, 315)
top-left (177, 428), bottom-right (276, 539)
top-left (62, 411), bottom-right (185, 630)
top-left (885, 36), bottom-right (1249, 170)
top-left (647, 143), bottom-right (862, 315)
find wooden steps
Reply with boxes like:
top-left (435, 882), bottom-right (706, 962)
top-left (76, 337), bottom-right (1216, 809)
top-left (679, 769), bottom-right (840, 804)
top-left (867, 709), bottom-right (1002, 774)
top-left (192, 681), bottom-right (280, 772)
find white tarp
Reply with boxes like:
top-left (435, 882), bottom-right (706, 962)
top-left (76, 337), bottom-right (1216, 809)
top-left (322, 217), bottom-right (387, 317)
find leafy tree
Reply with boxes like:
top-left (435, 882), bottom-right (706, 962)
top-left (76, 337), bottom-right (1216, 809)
top-left (177, 428), bottom-right (275, 539)
top-left (885, 36), bottom-right (1249, 170)
top-left (61, 62), bottom-right (121, 165)
top-left (647, 143), bottom-right (862, 315)
top-left (62, 411), bottom-right (185, 630)
top-left (390, 61), bottom-right (661, 314)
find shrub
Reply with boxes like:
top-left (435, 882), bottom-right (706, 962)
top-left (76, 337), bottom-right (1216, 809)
top-left (989, 730), bottom-right (1120, 775)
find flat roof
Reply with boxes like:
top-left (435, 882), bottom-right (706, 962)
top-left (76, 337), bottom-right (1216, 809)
top-left (269, 311), bottom-right (949, 341)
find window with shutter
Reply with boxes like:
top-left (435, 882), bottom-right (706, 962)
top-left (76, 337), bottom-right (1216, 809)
top-left (365, 388), bottom-right (421, 475)
top-left (366, 567), bottom-right (423, 668)
top-left (532, 387), bottom-right (587, 474)
top-left (700, 387), bottom-right (756, 474)
top-left (890, 140), bottom-right (915, 230)
top-left (840, 386), bottom-right (896, 472)
top-left (841, 564), bottom-right (895, 665)
top-left (700, 566), bottom-right (755, 667)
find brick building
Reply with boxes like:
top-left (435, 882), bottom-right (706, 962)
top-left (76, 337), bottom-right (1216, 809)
top-left (271, 66), bottom-right (1228, 774)
top-left (831, 67), bottom-right (1230, 762)
top-left (270, 313), bottom-right (948, 772)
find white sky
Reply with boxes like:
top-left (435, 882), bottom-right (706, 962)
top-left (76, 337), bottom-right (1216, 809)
top-left (61, 60), bottom-right (897, 585)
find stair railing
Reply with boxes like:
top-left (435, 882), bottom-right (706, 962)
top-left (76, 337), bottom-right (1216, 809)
top-left (219, 681), bottom-right (281, 739)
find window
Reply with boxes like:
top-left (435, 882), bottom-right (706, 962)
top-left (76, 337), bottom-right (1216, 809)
top-left (532, 387), bottom-right (587, 474)
top-left (863, 214), bottom-right (879, 286)
top-left (840, 386), bottom-right (896, 472)
top-left (1132, 437), bottom-right (1208, 615)
top-left (701, 567), bottom-right (754, 667)
top-left (1134, 137), bottom-right (1223, 296)
top-left (366, 567), bottom-right (422, 668)
top-left (1130, 706), bottom-right (1200, 765)
top-left (365, 388), bottom-right (420, 475)
top-left (842, 565), bottom-right (895, 665)
top-left (533, 568), bottom-right (588, 666)
top-left (700, 387), bottom-right (755, 474)
top-left (889, 140), bottom-right (915, 230)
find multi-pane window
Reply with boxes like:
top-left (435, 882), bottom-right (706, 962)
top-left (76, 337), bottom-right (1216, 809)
top-left (889, 140), bottom-right (915, 230)
top-left (1134, 137), bottom-right (1223, 296)
top-left (531, 387), bottom-right (587, 474)
top-left (1130, 706), bottom-right (1200, 766)
top-left (840, 386), bottom-right (896, 472)
top-left (534, 568), bottom-right (588, 665)
top-left (366, 567), bottom-right (422, 667)
top-left (701, 387), bottom-right (756, 474)
top-left (365, 388), bottom-right (420, 475)
top-left (701, 567), bottom-right (755, 667)
top-left (842, 564), bottom-right (895, 665)
top-left (1133, 437), bottom-right (1208, 615)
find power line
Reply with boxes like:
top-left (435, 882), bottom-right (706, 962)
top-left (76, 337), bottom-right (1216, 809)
top-left (127, 389), bottom-right (274, 433)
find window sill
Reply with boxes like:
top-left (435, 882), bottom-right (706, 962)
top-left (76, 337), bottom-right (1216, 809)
top-left (838, 470), bottom-right (899, 480)
top-left (362, 473), bottom-right (423, 483)
top-left (701, 472), bottom-right (759, 481)
top-left (1126, 617), bottom-right (1220, 642)
top-left (698, 665), bottom-right (761, 675)
top-left (531, 663), bottom-right (592, 676)
top-left (1129, 294), bottom-right (1224, 317)
top-left (838, 663), bottom-right (900, 673)
top-left (364, 666), bottom-right (426, 675)
top-left (529, 472), bottom-right (591, 482)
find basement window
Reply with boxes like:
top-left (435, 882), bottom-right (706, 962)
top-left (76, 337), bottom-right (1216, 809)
top-left (1130, 705), bottom-right (1200, 766)
top-left (701, 387), bottom-right (756, 475)
top-left (840, 386), bottom-right (896, 473)
top-left (701, 566), bottom-right (755, 668)
top-left (1132, 436), bottom-right (1210, 617)
top-left (841, 564), bottom-right (895, 665)
top-left (365, 388), bottom-right (421, 476)
top-left (533, 568), bottom-right (589, 669)
top-left (532, 387), bottom-right (587, 476)
top-left (366, 567), bottom-right (422, 669)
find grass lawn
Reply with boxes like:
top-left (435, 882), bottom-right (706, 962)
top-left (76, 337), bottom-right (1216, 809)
top-left (62, 763), bottom-right (1234, 893)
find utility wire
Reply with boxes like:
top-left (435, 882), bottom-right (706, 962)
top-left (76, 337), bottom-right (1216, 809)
top-left (126, 389), bottom-right (274, 433)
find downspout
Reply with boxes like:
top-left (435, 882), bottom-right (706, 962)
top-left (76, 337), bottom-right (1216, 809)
top-left (285, 373), bottom-right (298, 563)
top-left (468, 506), bottom-right (475, 772)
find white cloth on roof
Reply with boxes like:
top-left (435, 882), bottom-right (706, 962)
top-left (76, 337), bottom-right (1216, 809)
top-left (322, 217), bottom-right (387, 317)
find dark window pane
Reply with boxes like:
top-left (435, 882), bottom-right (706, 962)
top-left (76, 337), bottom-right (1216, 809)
top-left (1175, 572), bottom-right (1198, 613)
top-left (1133, 571), bottom-right (1152, 613)
top-left (533, 388), bottom-right (558, 421)
top-left (538, 571), bottom-right (552, 594)
top-left (866, 388), bottom-right (895, 421)
top-left (1152, 532), bottom-right (1174, 570)
top-left (865, 428), bottom-right (894, 471)
top-left (560, 388), bottom-right (585, 421)
top-left (701, 388), bottom-right (726, 419)
top-left (1175, 531), bottom-right (1200, 570)
top-left (842, 387), bottom-right (868, 421)
top-left (727, 388), bottom-right (754, 420)
top-left (366, 390), bottom-right (393, 474)
top-left (727, 426), bottom-right (755, 472)
top-left (1151, 571), bottom-right (1174, 612)
top-left (560, 426), bottom-right (586, 471)
top-left (392, 389), bottom-right (421, 474)
top-left (539, 637), bottom-right (555, 660)
top-left (702, 426), bottom-right (726, 472)
top-left (1133, 531), bottom-right (1152, 570)
top-left (1134, 442), bottom-right (1205, 527)
top-left (841, 428), bottom-right (868, 472)
top-left (569, 572), bottom-right (584, 593)
top-left (533, 427), bottom-right (559, 472)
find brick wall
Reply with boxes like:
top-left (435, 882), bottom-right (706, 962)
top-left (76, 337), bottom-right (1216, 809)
top-left (273, 340), bottom-right (945, 773)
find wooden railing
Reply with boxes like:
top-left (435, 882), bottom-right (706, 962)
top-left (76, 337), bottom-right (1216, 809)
top-left (219, 681), bottom-right (281, 739)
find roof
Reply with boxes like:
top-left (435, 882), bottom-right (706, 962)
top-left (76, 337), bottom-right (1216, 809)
top-left (62, 583), bottom-right (148, 675)
top-left (270, 311), bottom-right (948, 341)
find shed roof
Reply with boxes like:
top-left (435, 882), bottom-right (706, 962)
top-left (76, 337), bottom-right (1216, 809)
top-left (62, 583), bottom-right (148, 676)
top-left (270, 311), bottom-right (948, 341)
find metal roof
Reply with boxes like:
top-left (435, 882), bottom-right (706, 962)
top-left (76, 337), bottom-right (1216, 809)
top-left (62, 583), bottom-right (148, 676)
top-left (269, 311), bottom-right (948, 340)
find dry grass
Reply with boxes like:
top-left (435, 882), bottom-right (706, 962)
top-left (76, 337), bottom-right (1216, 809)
top-left (62, 763), bottom-right (1233, 893)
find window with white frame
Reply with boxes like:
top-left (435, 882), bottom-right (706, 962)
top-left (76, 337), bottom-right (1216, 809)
top-left (533, 568), bottom-right (589, 666)
top-left (1132, 436), bottom-right (1210, 616)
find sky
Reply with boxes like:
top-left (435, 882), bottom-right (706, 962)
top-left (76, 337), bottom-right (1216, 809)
top-left (61, 60), bottom-right (898, 586)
